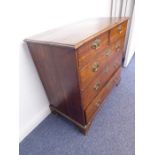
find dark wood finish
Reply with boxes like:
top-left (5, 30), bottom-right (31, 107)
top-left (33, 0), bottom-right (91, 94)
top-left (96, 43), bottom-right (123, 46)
top-left (85, 68), bottom-right (121, 123)
top-left (78, 39), bottom-right (124, 91)
top-left (26, 43), bottom-right (85, 125)
top-left (25, 18), bottom-right (128, 134)
top-left (25, 17), bottom-right (128, 48)
top-left (110, 21), bottom-right (128, 43)
top-left (77, 31), bottom-right (109, 70)
top-left (81, 53), bottom-right (122, 109)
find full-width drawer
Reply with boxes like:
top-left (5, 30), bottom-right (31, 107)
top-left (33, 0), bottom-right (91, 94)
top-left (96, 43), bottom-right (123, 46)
top-left (79, 40), bottom-right (122, 91)
top-left (81, 54), bottom-right (122, 109)
top-left (79, 47), bottom-right (114, 91)
top-left (77, 32), bottom-right (109, 70)
top-left (85, 67), bottom-right (121, 123)
top-left (110, 21), bottom-right (127, 43)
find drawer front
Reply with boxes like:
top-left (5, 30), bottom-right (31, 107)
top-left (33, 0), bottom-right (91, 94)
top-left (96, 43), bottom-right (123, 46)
top-left (85, 68), bottom-right (121, 123)
top-left (81, 53), bottom-right (122, 109)
top-left (110, 21), bottom-right (127, 43)
top-left (77, 32), bottom-right (109, 70)
top-left (114, 37), bottom-right (126, 55)
top-left (79, 40), bottom-right (122, 91)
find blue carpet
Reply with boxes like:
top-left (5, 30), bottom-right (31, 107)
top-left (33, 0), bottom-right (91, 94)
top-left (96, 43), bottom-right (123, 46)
top-left (20, 57), bottom-right (135, 155)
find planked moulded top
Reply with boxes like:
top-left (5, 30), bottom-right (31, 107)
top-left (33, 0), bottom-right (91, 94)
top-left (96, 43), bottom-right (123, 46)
top-left (25, 17), bottom-right (128, 49)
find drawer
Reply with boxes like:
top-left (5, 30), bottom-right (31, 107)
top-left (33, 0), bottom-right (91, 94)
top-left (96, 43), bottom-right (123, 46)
top-left (81, 54), bottom-right (122, 109)
top-left (79, 41), bottom-right (122, 91)
top-left (77, 32), bottom-right (109, 70)
top-left (119, 36), bottom-right (126, 56)
top-left (113, 38), bottom-right (124, 55)
top-left (85, 67), bottom-right (121, 123)
top-left (110, 21), bottom-right (127, 43)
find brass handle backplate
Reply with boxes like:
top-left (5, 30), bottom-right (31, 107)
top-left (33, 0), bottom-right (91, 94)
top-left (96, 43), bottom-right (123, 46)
top-left (117, 25), bottom-right (122, 33)
top-left (94, 81), bottom-right (100, 90)
top-left (92, 62), bottom-right (99, 72)
top-left (116, 44), bottom-right (121, 52)
top-left (95, 100), bottom-right (101, 107)
top-left (104, 66), bottom-right (109, 74)
top-left (113, 63), bottom-right (118, 69)
top-left (91, 39), bottom-right (101, 49)
top-left (105, 48), bottom-right (112, 56)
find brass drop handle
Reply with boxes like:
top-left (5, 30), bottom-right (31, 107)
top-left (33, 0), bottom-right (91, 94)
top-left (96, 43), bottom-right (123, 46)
top-left (105, 48), bottom-right (112, 56)
top-left (95, 100), bottom-right (101, 107)
top-left (117, 25), bottom-right (122, 33)
top-left (113, 63), bottom-right (118, 69)
top-left (91, 39), bottom-right (101, 49)
top-left (92, 62), bottom-right (99, 72)
top-left (116, 44), bottom-right (121, 52)
top-left (94, 81), bottom-right (100, 90)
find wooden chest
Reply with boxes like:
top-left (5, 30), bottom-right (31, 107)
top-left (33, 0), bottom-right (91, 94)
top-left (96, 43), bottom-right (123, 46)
top-left (25, 17), bottom-right (128, 134)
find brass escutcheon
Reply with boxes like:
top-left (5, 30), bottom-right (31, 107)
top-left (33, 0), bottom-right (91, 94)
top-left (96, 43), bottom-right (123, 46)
top-left (92, 62), bottom-right (99, 72)
top-left (91, 39), bottom-right (101, 49)
top-left (94, 81), bottom-right (100, 90)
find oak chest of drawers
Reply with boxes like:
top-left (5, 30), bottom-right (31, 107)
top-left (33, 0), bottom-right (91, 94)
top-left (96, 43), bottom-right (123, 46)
top-left (25, 17), bottom-right (128, 134)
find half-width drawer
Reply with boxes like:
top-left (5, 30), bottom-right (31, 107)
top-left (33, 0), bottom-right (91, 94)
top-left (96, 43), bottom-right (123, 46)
top-left (115, 37), bottom-right (126, 52)
top-left (85, 67), bottom-right (121, 123)
top-left (77, 32), bottom-right (109, 70)
top-left (110, 21), bottom-right (127, 43)
top-left (81, 54), bottom-right (122, 109)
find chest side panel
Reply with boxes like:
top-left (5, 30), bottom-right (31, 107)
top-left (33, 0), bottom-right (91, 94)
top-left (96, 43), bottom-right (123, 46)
top-left (26, 42), bottom-right (85, 125)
